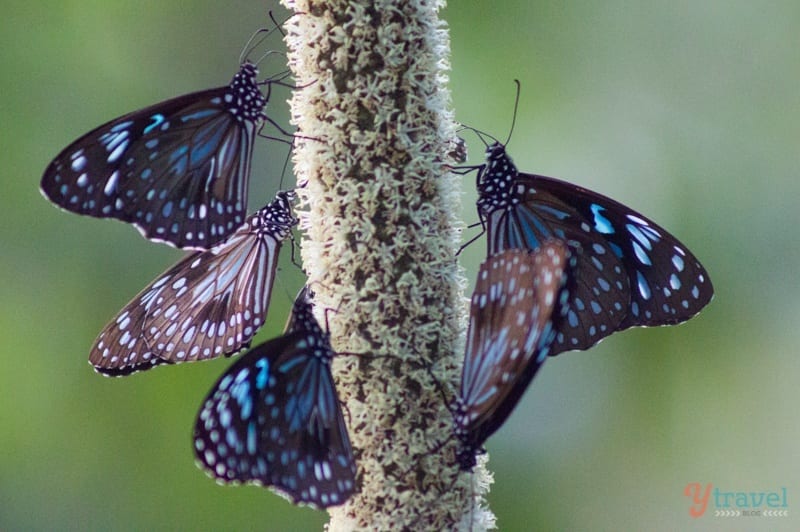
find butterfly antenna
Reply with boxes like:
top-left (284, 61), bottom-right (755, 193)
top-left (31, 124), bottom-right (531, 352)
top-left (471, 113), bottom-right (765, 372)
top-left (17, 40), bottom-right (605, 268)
top-left (456, 123), bottom-right (498, 149)
top-left (254, 50), bottom-right (288, 69)
top-left (278, 139), bottom-right (294, 190)
top-left (268, 10), bottom-right (287, 37)
top-left (503, 79), bottom-right (521, 147)
top-left (240, 28), bottom-right (272, 65)
top-left (239, 14), bottom-right (288, 65)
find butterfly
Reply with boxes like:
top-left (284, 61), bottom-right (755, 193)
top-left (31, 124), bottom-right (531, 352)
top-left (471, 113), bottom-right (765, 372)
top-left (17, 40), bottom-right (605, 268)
top-left (90, 190), bottom-right (297, 376)
top-left (193, 287), bottom-right (357, 508)
top-left (41, 61), bottom-right (281, 250)
top-left (475, 141), bottom-right (713, 356)
top-left (454, 242), bottom-right (571, 470)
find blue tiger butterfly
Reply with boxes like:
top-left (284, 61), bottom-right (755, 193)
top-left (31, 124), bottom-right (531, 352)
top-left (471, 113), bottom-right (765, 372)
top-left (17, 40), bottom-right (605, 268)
top-left (90, 190), bottom-right (297, 376)
top-left (475, 140), bottom-right (713, 356)
top-left (41, 61), bottom-right (283, 249)
top-left (455, 242), bottom-right (571, 470)
top-left (193, 287), bottom-right (357, 508)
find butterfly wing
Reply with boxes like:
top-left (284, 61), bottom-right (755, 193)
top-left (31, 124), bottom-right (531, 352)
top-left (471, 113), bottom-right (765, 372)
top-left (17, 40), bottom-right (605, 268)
top-left (478, 143), bottom-right (713, 355)
top-left (193, 296), bottom-right (356, 508)
top-left (529, 174), bottom-right (714, 330)
top-left (90, 286), bottom-right (172, 376)
top-left (89, 191), bottom-right (296, 376)
top-left (41, 63), bottom-right (266, 249)
top-left (479, 155), bottom-right (630, 355)
top-left (456, 242), bottom-right (569, 469)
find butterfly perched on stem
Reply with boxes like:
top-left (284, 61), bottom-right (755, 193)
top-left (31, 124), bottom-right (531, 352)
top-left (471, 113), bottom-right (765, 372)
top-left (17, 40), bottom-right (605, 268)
top-left (473, 140), bottom-right (713, 356)
top-left (193, 287), bottom-right (357, 508)
top-left (455, 242), bottom-right (571, 470)
top-left (90, 190), bottom-right (297, 376)
top-left (41, 60), bottom-right (289, 250)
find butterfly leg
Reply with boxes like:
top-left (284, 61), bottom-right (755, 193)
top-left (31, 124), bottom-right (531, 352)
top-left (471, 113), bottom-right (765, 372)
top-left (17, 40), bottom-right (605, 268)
top-left (457, 221), bottom-right (486, 256)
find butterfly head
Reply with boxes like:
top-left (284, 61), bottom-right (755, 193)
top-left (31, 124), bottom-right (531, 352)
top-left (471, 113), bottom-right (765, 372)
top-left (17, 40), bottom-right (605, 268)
top-left (455, 446), bottom-right (480, 472)
top-left (293, 285), bottom-right (314, 312)
top-left (482, 142), bottom-right (517, 180)
top-left (238, 61), bottom-right (259, 80)
top-left (272, 189), bottom-right (297, 215)
top-left (485, 141), bottom-right (510, 162)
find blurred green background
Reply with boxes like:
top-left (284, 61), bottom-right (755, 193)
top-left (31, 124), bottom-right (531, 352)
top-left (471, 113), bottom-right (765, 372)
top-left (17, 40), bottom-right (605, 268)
top-left (2, 1), bottom-right (797, 530)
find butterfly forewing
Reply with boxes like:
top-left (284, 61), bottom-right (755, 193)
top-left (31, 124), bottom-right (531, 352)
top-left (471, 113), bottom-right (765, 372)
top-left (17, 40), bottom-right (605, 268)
top-left (530, 174), bottom-right (714, 329)
top-left (193, 289), bottom-right (356, 508)
top-left (477, 142), bottom-right (713, 356)
top-left (41, 62), bottom-right (267, 249)
top-left (456, 242), bottom-right (569, 469)
top-left (89, 190), bottom-right (297, 376)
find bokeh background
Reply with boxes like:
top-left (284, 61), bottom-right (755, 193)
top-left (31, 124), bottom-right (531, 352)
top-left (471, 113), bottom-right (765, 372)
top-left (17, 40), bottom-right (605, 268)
top-left (2, 1), bottom-right (798, 530)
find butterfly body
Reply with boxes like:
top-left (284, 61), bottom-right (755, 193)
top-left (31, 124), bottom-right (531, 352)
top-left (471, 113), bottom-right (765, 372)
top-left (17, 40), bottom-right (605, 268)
top-left (41, 62), bottom-right (269, 249)
top-left (193, 288), bottom-right (356, 508)
top-left (477, 142), bottom-right (713, 356)
top-left (455, 243), bottom-right (571, 470)
top-left (90, 190), bottom-right (297, 376)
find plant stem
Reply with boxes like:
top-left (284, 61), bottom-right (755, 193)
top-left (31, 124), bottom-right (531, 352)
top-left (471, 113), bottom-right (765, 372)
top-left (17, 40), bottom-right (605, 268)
top-left (281, 0), bottom-right (494, 529)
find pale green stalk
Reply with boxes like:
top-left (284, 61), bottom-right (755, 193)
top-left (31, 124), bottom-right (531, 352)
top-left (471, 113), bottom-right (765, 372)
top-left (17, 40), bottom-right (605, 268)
top-left (280, 0), bottom-right (495, 529)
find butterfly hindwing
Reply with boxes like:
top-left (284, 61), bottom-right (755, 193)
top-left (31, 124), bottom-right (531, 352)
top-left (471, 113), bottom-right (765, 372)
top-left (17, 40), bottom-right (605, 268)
top-left (41, 63), bottom-right (267, 249)
top-left (193, 289), bottom-right (356, 508)
top-left (455, 242), bottom-right (570, 469)
top-left (89, 191), bottom-right (297, 376)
